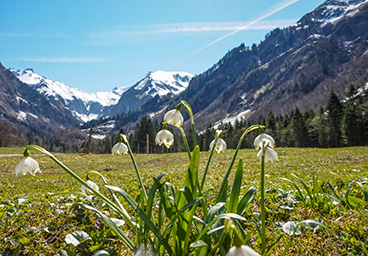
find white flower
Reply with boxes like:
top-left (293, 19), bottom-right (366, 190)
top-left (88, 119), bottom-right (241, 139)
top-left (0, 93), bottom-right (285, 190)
top-left (209, 138), bottom-right (227, 153)
top-left (257, 147), bottom-right (278, 163)
top-left (164, 109), bottom-right (184, 128)
top-left (112, 142), bottom-right (128, 155)
top-left (254, 133), bottom-right (277, 163)
top-left (81, 180), bottom-right (99, 193)
top-left (110, 217), bottom-right (125, 227)
top-left (155, 130), bottom-right (174, 149)
top-left (226, 245), bottom-right (261, 256)
top-left (254, 133), bottom-right (275, 149)
top-left (15, 157), bottom-right (40, 176)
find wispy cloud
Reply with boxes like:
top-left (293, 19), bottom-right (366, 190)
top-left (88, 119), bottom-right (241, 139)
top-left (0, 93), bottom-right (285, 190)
top-left (191, 0), bottom-right (300, 54)
top-left (90, 19), bottom-right (295, 45)
top-left (0, 32), bottom-right (67, 38)
top-left (17, 57), bottom-right (107, 63)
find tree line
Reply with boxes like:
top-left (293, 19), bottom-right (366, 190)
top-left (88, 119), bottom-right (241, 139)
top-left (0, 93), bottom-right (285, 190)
top-left (125, 83), bottom-right (368, 152)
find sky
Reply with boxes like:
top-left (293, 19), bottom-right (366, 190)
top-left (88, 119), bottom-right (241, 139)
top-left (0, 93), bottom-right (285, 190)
top-left (0, 0), bottom-right (325, 93)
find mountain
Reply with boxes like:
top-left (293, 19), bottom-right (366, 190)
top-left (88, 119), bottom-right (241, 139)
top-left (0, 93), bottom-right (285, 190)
top-left (117, 0), bottom-right (368, 131)
top-left (107, 71), bottom-right (194, 118)
top-left (0, 63), bottom-right (78, 135)
top-left (9, 68), bottom-right (129, 122)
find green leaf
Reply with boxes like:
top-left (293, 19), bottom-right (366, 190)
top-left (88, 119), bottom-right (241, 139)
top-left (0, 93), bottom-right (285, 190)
top-left (281, 178), bottom-right (305, 203)
top-left (60, 250), bottom-right (78, 256)
top-left (19, 237), bottom-right (30, 245)
top-left (147, 174), bottom-right (166, 217)
top-left (204, 202), bottom-right (226, 224)
top-left (190, 240), bottom-right (208, 248)
top-left (237, 186), bottom-right (256, 215)
top-left (291, 174), bottom-right (313, 204)
top-left (184, 146), bottom-right (200, 195)
top-left (65, 231), bottom-right (91, 247)
top-left (92, 250), bottom-right (110, 256)
top-left (228, 159), bottom-right (243, 213)
top-left (105, 185), bottom-right (174, 255)
top-left (357, 182), bottom-right (368, 202)
top-left (72, 203), bottom-right (134, 250)
top-left (347, 195), bottom-right (365, 208)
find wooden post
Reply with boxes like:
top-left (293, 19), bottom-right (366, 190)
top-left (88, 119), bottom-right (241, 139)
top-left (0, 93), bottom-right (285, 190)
top-left (126, 127), bottom-right (129, 142)
top-left (146, 134), bottom-right (149, 155)
top-left (87, 128), bottom-right (93, 154)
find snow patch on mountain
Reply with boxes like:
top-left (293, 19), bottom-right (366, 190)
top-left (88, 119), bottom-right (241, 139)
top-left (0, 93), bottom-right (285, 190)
top-left (318, 0), bottom-right (367, 25)
top-left (214, 109), bottom-right (251, 129)
top-left (134, 71), bottom-right (194, 99)
top-left (10, 68), bottom-right (128, 107)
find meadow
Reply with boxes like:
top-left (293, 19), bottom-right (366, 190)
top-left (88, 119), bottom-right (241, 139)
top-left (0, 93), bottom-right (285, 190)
top-left (0, 146), bottom-right (367, 255)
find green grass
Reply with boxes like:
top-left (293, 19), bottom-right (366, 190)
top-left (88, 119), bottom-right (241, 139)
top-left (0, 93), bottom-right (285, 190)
top-left (0, 147), bottom-right (367, 255)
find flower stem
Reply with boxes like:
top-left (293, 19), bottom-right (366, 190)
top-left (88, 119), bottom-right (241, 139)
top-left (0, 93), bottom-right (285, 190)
top-left (125, 140), bottom-right (148, 202)
top-left (261, 146), bottom-right (266, 255)
top-left (191, 122), bottom-right (197, 147)
top-left (200, 134), bottom-right (218, 191)
top-left (216, 125), bottom-right (263, 203)
top-left (179, 127), bottom-right (191, 160)
top-left (24, 145), bottom-right (137, 232)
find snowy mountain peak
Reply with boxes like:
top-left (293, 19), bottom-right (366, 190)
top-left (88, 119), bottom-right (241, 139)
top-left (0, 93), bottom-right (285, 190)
top-left (314, 0), bottom-right (367, 24)
top-left (134, 70), bottom-right (194, 98)
top-left (9, 68), bottom-right (129, 122)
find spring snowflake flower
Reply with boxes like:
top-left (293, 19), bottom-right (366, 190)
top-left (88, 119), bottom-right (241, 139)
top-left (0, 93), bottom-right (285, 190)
top-left (254, 133), bottom-right (275, 149)
top-left (226, 245), bottom-right (261, 256)
top-left (164, 109), bottom-right (184, 128)
top-left (254, 133), bottom-right (278, 163)
top-left (209, 138), bottom-right (227, 153)
top-left (81, 180), bottom-right (99, 193)
top-left (15, 157), bottom-right (40, 176)
top-left (155, 130), bottom-right (174, 149)
top-left (112, 142), bottom-right (128, 155)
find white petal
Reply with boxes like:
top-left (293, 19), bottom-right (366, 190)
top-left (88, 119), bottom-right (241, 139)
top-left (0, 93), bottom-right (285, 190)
top-left (209, 138), bottom-right (227, 153)
top-left (15, 157), bottom-right (40, 176)
top-left (155, 130), bottom-right (174, 149)
top-left (112, 142), bottom-right (128, 155)
top-left (81, 180), bottom-right (99, 193)
top-left (226, 245), bottom-right (261, 256)
top-left (254, 133), bottom-right (275, 149)
top-left (257, 147), bottom-right (278, 163)
top-left (164, 109), bottom-right (184, 127)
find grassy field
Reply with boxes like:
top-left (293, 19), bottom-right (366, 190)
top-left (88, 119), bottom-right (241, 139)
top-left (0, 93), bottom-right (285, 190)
top-left (0, 146), bottom-right (367, 255)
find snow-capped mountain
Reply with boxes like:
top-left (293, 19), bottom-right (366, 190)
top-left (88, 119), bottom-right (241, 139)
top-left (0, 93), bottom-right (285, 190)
top-left (114, 0), bottom-right (368, 131)
top-left (107, 71), bottom-right (194, 117)
top-left (9, 68), bottom-right (129, 122)
top-left (311, 0), bottom-right (366, 24)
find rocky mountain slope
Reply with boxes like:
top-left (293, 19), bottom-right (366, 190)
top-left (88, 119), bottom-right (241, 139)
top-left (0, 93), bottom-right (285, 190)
top-left (0, 63), bottom-right (78, 135)
top-left (119, 0), bottom-right (368, 131)
top-left (107, 71), bottom-right (194, 118)
top-left (10, 68), bottom-right (128, 122)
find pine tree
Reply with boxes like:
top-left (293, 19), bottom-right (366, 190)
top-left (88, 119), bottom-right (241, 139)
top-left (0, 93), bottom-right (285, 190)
top-left (290, 107), bottom-right (309, 147)
top-left (342, 85), bottom-right (360, 146)
top-left (326, 91), bottom-right (343, 147)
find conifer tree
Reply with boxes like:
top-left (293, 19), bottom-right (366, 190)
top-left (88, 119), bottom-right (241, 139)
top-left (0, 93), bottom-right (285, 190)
top-left (326, 91), bottom-right (343, 147)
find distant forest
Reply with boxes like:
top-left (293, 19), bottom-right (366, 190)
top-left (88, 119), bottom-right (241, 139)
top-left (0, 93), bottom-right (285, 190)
top-left (118, 83), bottom-right (368, 154)
top-left (1, 83), bottom-right (366, 153)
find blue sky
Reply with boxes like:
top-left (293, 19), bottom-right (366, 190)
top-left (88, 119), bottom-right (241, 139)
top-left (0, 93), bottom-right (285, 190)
top-left (0, 0), bottom-right (325, 93)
